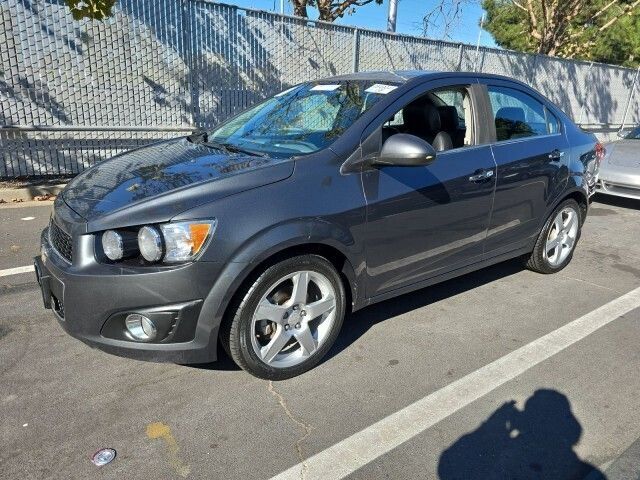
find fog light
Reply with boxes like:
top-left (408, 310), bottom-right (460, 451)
top-left (125, 314), bottom-right (157, 341)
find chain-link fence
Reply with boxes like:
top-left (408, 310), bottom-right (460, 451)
top-left (2, 0), bottom-right (639, 178)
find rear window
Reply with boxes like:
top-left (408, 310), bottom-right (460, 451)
top-left (488, 86), bottom-right (555, 141)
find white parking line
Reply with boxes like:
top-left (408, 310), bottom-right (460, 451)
top-left (271, 286), bottom-right (640, 480)
top-left (0, 265), bottom-right (34, 277)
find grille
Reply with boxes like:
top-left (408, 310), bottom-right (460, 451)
top-left (49, 220), bottom-right (73, 262)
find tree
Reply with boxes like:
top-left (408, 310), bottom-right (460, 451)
top-left (64, 0), bottom-right (117, 20)
top-left (422, 0), bottom-right (477, 38)
top-left (290, 0), bottom-right (384, 22)
top-left (482, 0), bottom-right (640, 66)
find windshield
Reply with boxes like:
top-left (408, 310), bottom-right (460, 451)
top-left (208, 80), bottom-right (400, 157)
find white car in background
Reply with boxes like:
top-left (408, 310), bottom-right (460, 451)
top-left (598, 127), bottom-right (640, 200)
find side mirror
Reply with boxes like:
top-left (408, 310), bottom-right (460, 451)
top-left (373, 133), bottom-right (437, 167)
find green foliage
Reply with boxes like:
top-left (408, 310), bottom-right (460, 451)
top-left (483, 0), bottom-right (534, 52)
top-left (64, 0), bottom-right (117, 21)
top-left (482, 0), bottom-right (640, 67)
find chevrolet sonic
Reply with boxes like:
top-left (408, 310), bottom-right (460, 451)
top-left (35, 71), bottom-right (602, 379)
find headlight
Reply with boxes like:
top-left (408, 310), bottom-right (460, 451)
top-left (138, 226), bottom-right (164, 262)
top-left (135, 221), bottom-right (216, 264)
top-left (160, 221), bottom-right (216, 262)
top-left (102, 230), bottom-right (124, 260)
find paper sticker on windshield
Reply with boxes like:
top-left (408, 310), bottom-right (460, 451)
top-left (311, 84), bottom-right (341, 91)
top-left (365, 84), bottom-right (398, 95)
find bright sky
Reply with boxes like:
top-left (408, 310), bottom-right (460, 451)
top-left (226, 0), bottom-right (497, 47)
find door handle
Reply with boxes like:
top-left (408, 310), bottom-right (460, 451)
top-left (549, 149), bottom-right (565, 161)
top-left (468, 169), bottom-right (494, 182)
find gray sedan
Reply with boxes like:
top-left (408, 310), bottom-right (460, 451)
top-left (598, 127), bottom-right (640, 199)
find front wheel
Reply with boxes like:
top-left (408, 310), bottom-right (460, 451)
top-left (525, 199), bottom-right (582, 274)
top-left (222, 255), bottom-right (346, 380)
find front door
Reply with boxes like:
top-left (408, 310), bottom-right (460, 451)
top-left (363, 83), bottom-right (497, 297)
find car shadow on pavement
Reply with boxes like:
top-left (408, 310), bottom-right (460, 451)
top-left (593, 193), bottom-right (640, 210)
top-left (187, 344), bottom-right (241, 372)
top-left (191, 257), bottom-right (525, 373)
top-left (325, 257), bottom-right (525, 363)
top-left (437, 389), bottom-right (606, 480)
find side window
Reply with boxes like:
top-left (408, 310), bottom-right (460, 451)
top-left (488, 86), bottom-right (549, 141)
top-left (546, 108), bottom-right (561, 135)
top-left (382, 85), bottom-right (473, 151)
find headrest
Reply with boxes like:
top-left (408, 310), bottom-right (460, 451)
top-left (403, 100), bottom-right (441, 134)
top-left (425, 104), bottom-right (442, 132)
top-left (495, 107), bottom-right (525, 124)
top-left (437, 106), bottom-right (459, 131)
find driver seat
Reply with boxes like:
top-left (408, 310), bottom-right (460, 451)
top-left (402, 100), bottom-right (453, 152)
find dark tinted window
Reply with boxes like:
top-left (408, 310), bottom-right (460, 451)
top-left (488, 86), bottom-right (548, 141)
top-left (624, 127), bottom-right (640, 139)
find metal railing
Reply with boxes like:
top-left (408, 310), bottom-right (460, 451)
top-left (2, 0), bottom-right (639, 177)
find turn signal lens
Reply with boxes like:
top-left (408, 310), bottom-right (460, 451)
top-left (160, 221), bottom-right (216, 263)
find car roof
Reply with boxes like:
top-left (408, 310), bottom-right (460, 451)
top-left (321, 70), bottom-right (520, 84)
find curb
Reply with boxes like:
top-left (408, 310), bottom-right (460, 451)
top-left (0, 183), bottom-right (66, 202)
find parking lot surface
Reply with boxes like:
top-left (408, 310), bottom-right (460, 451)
top-left (1, 195), bottom-right (640, 479)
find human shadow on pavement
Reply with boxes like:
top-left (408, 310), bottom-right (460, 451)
top-left (438, 389), bottom-right (606, 480)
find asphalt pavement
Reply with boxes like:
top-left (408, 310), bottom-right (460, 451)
top-left (1, 195), bottom-right (640, 479)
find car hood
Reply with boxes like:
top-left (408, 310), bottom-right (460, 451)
top-left (605, 140), bottom-right (640, 168)
top-left (62, 138), bottom-right (294, 230)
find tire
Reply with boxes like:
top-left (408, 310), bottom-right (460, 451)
top-left (525, 199), bottom-right (582, 274)
top-left (221, 254), bottom-right (346, 380)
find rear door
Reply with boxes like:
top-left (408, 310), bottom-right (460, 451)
top-left (481, 81), bottom-right (570, 257)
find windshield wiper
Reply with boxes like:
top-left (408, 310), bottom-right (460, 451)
top-left (187, 131), bottom-right (231, 153)
top-left (187, 131), bottom-right (268, 157)
top-left (221, 143), bottom-right (269, 158)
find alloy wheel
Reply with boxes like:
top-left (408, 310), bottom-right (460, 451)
top-left (544, 206), bottom-right (579, 267)
top-left (250, 270), bottom-right (337, 368)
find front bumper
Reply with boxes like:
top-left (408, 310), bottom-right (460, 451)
top-left (596, 167), bottom-right (640, 200)
top-left (36, 228), bottom-right (229, 364)
top-left (596, 179), bottom-right (640, 200)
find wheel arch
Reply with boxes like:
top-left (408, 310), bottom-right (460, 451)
top-left (199, 234), bottom-right (361, 356)
top-left (229, 241), bottom-right (358, 314)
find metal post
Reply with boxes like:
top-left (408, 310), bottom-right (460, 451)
top-left (352, 28), bottom-right (360, 72)
top-left (473, 13), bottom-right (485, 72)
top-left (619, 65), bottom-right (640, 133)
top-left (529, 55), bottom-right (539, 88)
top-left (577, 61), bottom-right (594, 127)
top-left (456, 43), bottom-right (464, 71)
top-left (387, 0), bottom-right (397, 32)
top-left (182, 0), bottom-right (197, 129)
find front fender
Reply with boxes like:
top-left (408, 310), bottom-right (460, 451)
top-left (197, 219), bottom-right (365, 351)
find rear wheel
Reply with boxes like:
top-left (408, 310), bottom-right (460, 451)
top-left (525, 199), bottom-right (582, 274)
top-left (222, 255), bottom-right (346, 380)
